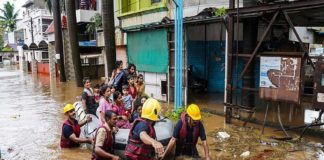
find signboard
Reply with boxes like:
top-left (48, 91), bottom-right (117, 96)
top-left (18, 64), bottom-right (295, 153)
top-left (259, 56), bottom-right (301, 103)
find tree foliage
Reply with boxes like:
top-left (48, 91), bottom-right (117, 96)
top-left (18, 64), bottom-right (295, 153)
top-left (0, 2), bottom-right (19, 32)
top-left (86, 13), bottom-right (102, 34)
top-left (214, 7), bottom-right (227, 17)
top-left (0, 27), bottom-right (4, 50)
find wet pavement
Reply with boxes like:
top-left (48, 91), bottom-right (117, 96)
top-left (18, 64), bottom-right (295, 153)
top-left (1, 66), bottom-right (324, 160)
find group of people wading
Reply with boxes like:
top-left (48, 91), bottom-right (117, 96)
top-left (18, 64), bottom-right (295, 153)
top-left (60, 61), bottom-right (210, 160)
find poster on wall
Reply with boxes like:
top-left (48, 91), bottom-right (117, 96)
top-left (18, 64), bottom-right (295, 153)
top-left (259, 56), bottom-right (301, 103)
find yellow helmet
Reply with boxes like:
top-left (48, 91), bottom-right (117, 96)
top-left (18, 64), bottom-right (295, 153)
top-left (141, 98), bottom-right (161, 121)
top-left (63, 104), bottom-right (75, 114)
top-left (186, 104), bottom-right (201, 120)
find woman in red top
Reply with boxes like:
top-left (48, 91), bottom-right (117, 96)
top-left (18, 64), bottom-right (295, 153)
top-left (112, 91), bottom-right (131, 129)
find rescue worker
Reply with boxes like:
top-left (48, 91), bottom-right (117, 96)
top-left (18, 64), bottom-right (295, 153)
top-left (60, 104), bottom-right (92, 148)
top-left (163, 104), bottom-right (210, 160)
top-left (125, 98), bottom-right (164, 160)
top-left (92, 110), bottom-right (120, 160)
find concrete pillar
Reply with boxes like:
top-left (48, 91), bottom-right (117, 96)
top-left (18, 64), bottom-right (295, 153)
top-left (18, 47), bottom-right (28, 72)
top-left (31, 51), bottom-right (37, 74)
top-left (63, 29), bottom-right (76, 81)
top-left (49, 42), bottom-right (57, 79)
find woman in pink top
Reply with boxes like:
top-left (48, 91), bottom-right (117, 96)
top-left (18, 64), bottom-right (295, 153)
top-left (112, 91), bottom-right (131, 129)
top-left (98, 85), bottom-right (112, 126)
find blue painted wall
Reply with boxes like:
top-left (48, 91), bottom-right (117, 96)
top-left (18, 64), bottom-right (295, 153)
top-left (187, 40), bottom-right (244, 93)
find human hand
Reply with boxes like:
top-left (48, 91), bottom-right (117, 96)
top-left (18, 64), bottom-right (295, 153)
top-left (112, 156), bottom-right (120, 160)
top-left (152, 141), bottom-right (164, 158)
top-left (86, 115), bottom-right (92, 123)
top-left (206, 156), bottom-right (211, 160)
top-left (112, 127), bottom-right (119, 134)
top-left (87, 137), bottom-right (93, 144)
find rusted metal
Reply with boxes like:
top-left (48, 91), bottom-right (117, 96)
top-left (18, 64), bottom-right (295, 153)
top-left (227, 0), bottom-right (324, 15)
top-left (260, 57), bottom-right (302, 103)
top-left (313, 62), bottom-right (324, 109)
top-left (225, 0), bottom-right (235, 124)
top-left (237, 11), bottom-right (279, 82)
top-left (283, 11), bottom-right (315, 69)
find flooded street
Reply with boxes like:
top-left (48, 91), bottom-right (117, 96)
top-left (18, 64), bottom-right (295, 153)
top-left (0, 66), bottom-right (90, 160)
top-left (0, 66), bottom-right (324, 160)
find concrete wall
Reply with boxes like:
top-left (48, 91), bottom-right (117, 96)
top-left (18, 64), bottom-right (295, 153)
top-left (48, 42), bottom-right (57, 79)
top-left (139, 72), bottom-right (168, 101)
top-left (116, 46), bottom-right (127, 68)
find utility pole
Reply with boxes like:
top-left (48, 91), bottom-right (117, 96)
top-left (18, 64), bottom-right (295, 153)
top-left (30, 17), bottom-right (37, 73)
top-left (173, 0), bottom-right (184, 110)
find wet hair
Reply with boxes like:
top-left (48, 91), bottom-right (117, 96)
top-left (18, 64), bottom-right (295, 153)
top-left (122, 84), bottom-right (129, 90)
top-left (109, 85), bottom-right (115, 90)
top-left (113, 91), bottom-right (122, 101)
top-left (94, 84), bottom-right (100, 89)
top-left (128, 63), bottom-right (136, 71)
top-left (105, 110), bottom-right (116, 121)
top-left (133, 98), bottom-right (142, 111)
top-left (141, 95), bottom-right (148, 100)
top-left (82, 78), bottom-right (90, 85)
top-left (138, 74), bottom-right (143, 79)
top-left (115, 60), bottom-right (123, 69)
top-left (99, 84), bottom-right (111, 96)
top-left (127, 75), bottom-right (133, 81)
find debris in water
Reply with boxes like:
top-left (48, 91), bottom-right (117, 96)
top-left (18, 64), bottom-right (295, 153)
top-left (217, 132), bottom-right (230, 140)
top-left (10, 115), bottom-right (21, 119)
top-left (271, 142), bottom-right (279, 147)
top-left (315, 143), bottom-right (324, 148)
top-left (316, 150), bottom-right (324, 160)
top-left (240, 151), bottom-right (250, 158)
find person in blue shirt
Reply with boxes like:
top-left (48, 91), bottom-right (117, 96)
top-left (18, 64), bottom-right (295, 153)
top-left (163, 104), bottom-right (210, 159)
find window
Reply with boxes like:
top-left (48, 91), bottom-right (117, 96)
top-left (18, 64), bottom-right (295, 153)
top-left (42, 52), bottom-right (49, 59)
top-left (161, 80), bottom-right (167, 95)
top-left (16, 56), bottom-right (19, 61)
top-left (88, 58), bottom-right (98, 65)
top-left (152, 0), bottom-right (161, 4)
top-left (0, 56), bottom-right (2, 62)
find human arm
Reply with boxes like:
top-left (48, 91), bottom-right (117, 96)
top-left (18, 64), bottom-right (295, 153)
top-left (139, 131), bottom-right (164, 157)
top-left (199, 123), bottom-right (210, 160)
top-left (161, 137), bottom-right (176, 159)
top-left (94, 147), bottom-right (120, 160)
top-left (69, 133), bottom-right (92, 144)
top-left (81, 92), bottom-right (88, 110)
top-left (202, 140), bottom-right (210, 160)
top-left (79, 115), bottom-right (92, 127)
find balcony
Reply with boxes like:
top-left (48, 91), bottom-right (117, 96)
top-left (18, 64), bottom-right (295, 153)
top-left (76, 9), bottom-right (99, 23)
top-left (117, 0), bottom-right (167, 18)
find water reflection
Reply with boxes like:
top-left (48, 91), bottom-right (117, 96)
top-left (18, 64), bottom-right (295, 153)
top-left (0, 66), bottom-right (323, 160)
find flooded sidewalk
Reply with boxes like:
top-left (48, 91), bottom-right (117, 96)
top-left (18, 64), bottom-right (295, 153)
top-left (0, 66), bottom-right (324, 160)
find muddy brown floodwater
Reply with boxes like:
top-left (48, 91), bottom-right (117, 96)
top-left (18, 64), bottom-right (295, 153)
top-left (1, 66), bottom-right (324, 160)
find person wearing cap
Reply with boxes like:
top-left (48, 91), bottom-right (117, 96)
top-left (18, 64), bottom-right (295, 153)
top-left (60, 104), bottom-right (93, 148)
top-left (125, 98), bottom-right (164, 160)
top-left (162, 104), bottom-right (210, 160)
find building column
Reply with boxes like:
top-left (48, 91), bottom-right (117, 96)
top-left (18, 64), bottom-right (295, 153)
top-left (31, 51), bottom-right (37, 74)
top-left (18, 47), bottom-right (27, 72)
top-left (49, 43), bottom-right (57, 79)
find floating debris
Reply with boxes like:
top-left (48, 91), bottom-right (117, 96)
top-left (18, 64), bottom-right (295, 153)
top-left (240, 151), bottom-right (250, 158)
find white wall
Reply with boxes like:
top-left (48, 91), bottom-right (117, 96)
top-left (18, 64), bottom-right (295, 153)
top-left (139, 72), bottom-right (167, 101)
